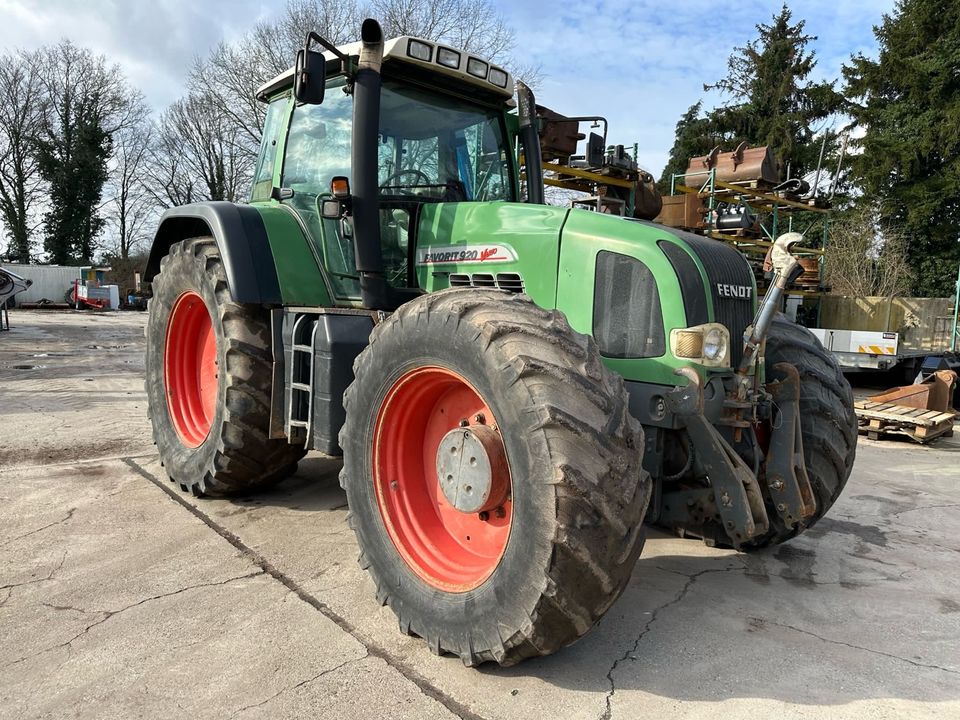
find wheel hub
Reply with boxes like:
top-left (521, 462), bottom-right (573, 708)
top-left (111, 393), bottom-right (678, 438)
top-left (164, 290), bottom-right (217, 448)
top-left (372, 365), bottom-right (513, 591)
top-left (436, 425), bottom-right (509, 514)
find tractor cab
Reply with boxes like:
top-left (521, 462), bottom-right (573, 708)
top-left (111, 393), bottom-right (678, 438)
top-left (253, 29), bottom-right (519, 304)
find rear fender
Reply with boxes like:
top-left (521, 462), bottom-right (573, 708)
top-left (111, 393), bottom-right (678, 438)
top-left (144, 202), bottom-right (281, 305)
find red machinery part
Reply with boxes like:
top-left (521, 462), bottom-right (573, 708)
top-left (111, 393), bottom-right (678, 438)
top-left (372, 366), bottom-right (512, 592)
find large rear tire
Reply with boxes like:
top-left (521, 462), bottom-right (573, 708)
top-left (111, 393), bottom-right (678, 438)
top-left (145, 237), bottom-right (305, 496)
top-left (340, 288), bottom-right (650, 666)
top-left (748, 314), bottom-right (858, 548)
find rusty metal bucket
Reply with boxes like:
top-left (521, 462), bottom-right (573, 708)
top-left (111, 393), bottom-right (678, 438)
top-left (654, 194), bottom-right (706, 229)
top-left (868, 370), bottom-right (958, 413)
top-left (633, 172), bottom-right (663, 220)
top-left (683, 142), bottom-right (780, 188)
top-left (536, 106), bottom-right (584, 162)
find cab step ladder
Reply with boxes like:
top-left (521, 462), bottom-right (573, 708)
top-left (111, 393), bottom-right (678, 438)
top-left (287, 314), bottom-right (319, 444)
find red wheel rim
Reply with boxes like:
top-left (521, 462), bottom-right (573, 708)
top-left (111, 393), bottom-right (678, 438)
top-left (373, 367), bottom-right (513, 592)
top-left (164, 291), bottom-right (217, 448)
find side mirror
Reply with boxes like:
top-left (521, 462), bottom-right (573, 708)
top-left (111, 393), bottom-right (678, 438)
top-left (294, 33), bottom-right (326, 105)
top-left (320, 199), bottom-right (341, 219)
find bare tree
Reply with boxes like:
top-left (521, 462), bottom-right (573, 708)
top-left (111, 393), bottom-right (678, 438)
top-left (372, 0), bottom-right (512, 59)
top-left (107, 111), bottom-right (155, 259)
top-left (148, 92), bottom-right (249, 206)
top-left (189, 0), bottom-right (363, 155)
top-left (824, 204), bottom-right (913, 297)
top-left (0, 50), bottom-right (45, 263)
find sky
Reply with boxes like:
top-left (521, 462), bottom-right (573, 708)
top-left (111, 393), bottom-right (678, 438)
top-left (0, 0), bottom-right (896, 177)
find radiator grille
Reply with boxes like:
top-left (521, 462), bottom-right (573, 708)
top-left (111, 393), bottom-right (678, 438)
top-left (448, 272), bottom-right (525, 293)
top-left (666, 230), bottom-right (755, 367)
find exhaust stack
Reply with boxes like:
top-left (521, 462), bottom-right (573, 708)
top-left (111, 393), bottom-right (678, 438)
top-left (352, 19), bottom-right (388, 309)
top-left (517, 81), bottom-right (544, 205)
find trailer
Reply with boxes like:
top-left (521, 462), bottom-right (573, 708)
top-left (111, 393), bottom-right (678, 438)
top-left (813, 291), bottom-right (960, 379)
top-left (808, 328), bottom-right (927, 373)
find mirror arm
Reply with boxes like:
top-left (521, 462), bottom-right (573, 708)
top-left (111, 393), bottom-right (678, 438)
top-left (305, 31), bottom-right (349, 64)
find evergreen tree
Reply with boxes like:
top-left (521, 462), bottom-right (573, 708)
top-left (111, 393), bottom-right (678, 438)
top-left (660, 5), bottom-right (840, 185)
top-left (656, 102), bottom-right (718, 194)
top-left (33, 41), bottom-right (133, 265)
top-left (843, 0), bottom-right (960, 297)
top-left (36, 97), bottom-right (111, 264)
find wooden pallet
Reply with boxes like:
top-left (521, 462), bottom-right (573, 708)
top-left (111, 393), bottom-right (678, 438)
top-left (855, 400), bottom-right (957, 444)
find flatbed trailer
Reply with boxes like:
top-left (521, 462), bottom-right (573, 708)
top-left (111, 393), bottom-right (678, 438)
top-left (807, 327), bottom-right (955, 375)
top-left (809, 273), bottom-right (960, 379)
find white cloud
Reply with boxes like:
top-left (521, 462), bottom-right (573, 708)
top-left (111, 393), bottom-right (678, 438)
top-left (0, 0), bottom-right (265, 109)
top-left (0, 0), bottom-right (896, 176)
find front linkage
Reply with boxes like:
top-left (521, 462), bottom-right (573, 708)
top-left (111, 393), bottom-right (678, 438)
top-left (662, 233), bottom-right (817, 547)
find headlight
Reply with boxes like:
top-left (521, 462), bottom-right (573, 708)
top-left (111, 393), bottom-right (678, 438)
top-left (672, 330), bottom-right (703, 358)
top-left (703, 327), bottom-right (726, 360)
top-left (436, 47), bottom-right (460, 68)
top-left (669, 323), bottom-right (730, 367)
top-left (489, 67), bottom-right (509, 88)
top-left (467, 57), bottom-right (488, 78)
top-left (407, 40), bottom-right (433, 62)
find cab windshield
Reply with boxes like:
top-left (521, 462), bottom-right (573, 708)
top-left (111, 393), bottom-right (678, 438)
top-left (280, 76), bottom-right (514, 299)
top-left (376, 80), bottom-right (514, 202)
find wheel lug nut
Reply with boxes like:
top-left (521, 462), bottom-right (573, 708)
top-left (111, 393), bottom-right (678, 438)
top-left (459, 419), bottom-right (469, 427)
top-left (495, 506), bottom-right (506, 518)
top-left (478, 511), bottom-right (489, 521)
top-left (474, 413), bottom-right (485, 424)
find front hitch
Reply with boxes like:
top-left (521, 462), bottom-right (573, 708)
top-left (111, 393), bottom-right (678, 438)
top-left (764, 363), bottom-right (817, 527)
top-left (657, 233), bottom-right (811, 546)
top-left (663, 368), bottom-right (770, 546)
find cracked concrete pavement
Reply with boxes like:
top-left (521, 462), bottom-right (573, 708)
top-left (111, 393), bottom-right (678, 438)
top-left (2, 309), bottom-right (959, 719)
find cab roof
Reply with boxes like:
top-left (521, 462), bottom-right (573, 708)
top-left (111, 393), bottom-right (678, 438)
top-left (255, 35), bottom-right (515, 102)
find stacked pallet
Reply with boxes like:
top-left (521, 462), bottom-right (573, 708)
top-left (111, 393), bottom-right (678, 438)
top-left (855, 400), bottom-right (956, 443)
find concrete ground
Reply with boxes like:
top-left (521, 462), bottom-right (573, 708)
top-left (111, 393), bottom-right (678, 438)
top-left (1, 309), bottom-right (958, 720)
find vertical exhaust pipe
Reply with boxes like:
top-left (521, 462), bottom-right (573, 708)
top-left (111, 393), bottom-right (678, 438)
top-left (517, 81), bottom-right (544, 205)
top-left (352, 18), bottom-right (388, 309)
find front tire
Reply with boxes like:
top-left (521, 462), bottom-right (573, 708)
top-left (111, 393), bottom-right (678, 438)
top-left (145, 237), bottom-right (305, 496)
top-left (340, 289), bottom-right (650, 666)
top-left (748, 314), bottom-right (858, 548)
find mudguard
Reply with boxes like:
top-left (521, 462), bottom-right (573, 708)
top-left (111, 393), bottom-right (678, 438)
top-left (144, 202), bottom-right (282, 305)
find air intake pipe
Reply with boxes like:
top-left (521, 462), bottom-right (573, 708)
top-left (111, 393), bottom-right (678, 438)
top-left (517, 81), bottom-right (544, 205)
top-left (352, 18), bottom-right (388, 309)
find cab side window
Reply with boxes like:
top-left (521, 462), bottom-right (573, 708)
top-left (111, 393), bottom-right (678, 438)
top-left (251, 96), bottom-right (288, 202)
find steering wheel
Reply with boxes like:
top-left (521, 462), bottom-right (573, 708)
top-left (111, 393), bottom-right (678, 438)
top-left (379, 168), bottom-right (431, 189)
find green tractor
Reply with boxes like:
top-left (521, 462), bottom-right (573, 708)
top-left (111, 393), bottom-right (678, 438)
top-left (143, 19), bottom-right (857, 666)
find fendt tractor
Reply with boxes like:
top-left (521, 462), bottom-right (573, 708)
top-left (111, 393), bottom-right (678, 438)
top-left (144, 19), bottom-right (857, 666)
